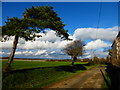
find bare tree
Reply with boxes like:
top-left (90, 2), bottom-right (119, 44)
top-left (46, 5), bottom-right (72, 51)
top-left (63, 40), bottom-right (84, 65)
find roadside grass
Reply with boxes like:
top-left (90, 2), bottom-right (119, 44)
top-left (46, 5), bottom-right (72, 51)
top-left (2, 60), bottom-right (98, 88)
top-left (102, 72), bottom-right (111, 89)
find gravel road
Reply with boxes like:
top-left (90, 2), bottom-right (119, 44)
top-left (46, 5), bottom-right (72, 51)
top-left (46, 66), bottom-right (106, 89)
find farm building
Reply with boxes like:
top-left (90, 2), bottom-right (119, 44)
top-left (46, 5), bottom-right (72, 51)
top-left (110, 31), bottom-right (120, 67)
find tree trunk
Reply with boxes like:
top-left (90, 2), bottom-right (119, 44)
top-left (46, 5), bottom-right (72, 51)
top-left (71, 56), bottom-right (77, 66)
top-left (5, 35), bottom-right (19, 71)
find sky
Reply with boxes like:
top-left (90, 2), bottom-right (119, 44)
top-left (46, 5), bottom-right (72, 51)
top-left (1, 0), bottom-right (120, 2)
top-left (1, 2), bottom-right (119, 59)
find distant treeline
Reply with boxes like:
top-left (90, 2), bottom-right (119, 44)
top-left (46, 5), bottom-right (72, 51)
top-left (1, 57), bottom-right (71, 61)
top-left (2, 57), bottom-right (108, 63)
top-left (1, 57), bottom-right (90, 62)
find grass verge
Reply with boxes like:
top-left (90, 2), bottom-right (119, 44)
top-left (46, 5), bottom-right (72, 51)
top-left (102, 70), bottom-right (111, 89)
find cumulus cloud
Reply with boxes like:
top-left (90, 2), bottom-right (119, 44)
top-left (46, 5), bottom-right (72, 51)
top-left (83, 39), bottom-right (111, 58)
top-left (73, 26), bottom-right (118, 41)
top-left (84, 39), bottom-right (111, 50)
top-left (0, 51), bottom-right (4, 55)
top-left (1, 26), bottom-right (118, 59)
top-left (15, 50), bottom-right (47, 56)
top-left (1, 40), bottom-right (13, 49)
top-left (1, 30), bottom-right (72, 50)
top-left (15, 51), bottom-right (33, 55)
top-left (35, 50), bottom-right (46, 56)
top-left (84, 50), bottom-right (108, 59)
top-left (2, 49), bottom-right (70, 59)
top-left (35, 30), bottom-right (62, 42)
top-left (17, 40), bottom-right (72, 49)
top-left (95, 50), bottom-right (108, 58)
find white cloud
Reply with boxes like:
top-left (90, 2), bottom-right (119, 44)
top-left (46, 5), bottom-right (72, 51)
top-left (1, 40), bottom-right (13, 49)
top-left (16, 30), bottom-right (72, 50)
top-left (95, 50), bottom-right (108, 58)
top-left (15, 51), bottom-right (33, 55)
top-left (18, 40), bottom-right (71, 50)
top-left (84, 50), bottom-right (108, 59)
top-left (2, 27), bottom-right (116, 50)
top-left (1, 26), bottom-right (118, 59)
top-left (73, 26), bottom-right (118, 41)
top-left (0, 51), bottom-right (4, 55)
top-left (35, 50), bottom-right (46, 56)
top-left (15, 51), bottom-right (22, 55)
top-left (15, 50), bottom-right (47, 56)
top-left (84, 39), bottom-right (111, 50)
top-left (35, 30), bottom-right (62, 42)
top-left (50, 51), bottom-right (55, 54)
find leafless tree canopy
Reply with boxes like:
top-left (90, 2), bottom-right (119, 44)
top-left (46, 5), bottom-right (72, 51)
top-left (64, 40), bottom-right (84, 58)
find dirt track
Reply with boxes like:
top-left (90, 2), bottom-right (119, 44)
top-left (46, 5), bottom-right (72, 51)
top-left (46, 66), bottom-right (106, 88)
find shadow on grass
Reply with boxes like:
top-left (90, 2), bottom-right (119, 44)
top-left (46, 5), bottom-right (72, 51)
top-left (2, 64), bottom-right (87, 88)
top-left (3, 64), bottom-right (87, 74)
top-left (56, 64), bottom-right (87, 73)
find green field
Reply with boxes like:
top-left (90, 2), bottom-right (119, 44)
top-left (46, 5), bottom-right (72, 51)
top-left (2, 60), bottom-right (98, 88)
top-left (2, 60), bottom-right (87, 70)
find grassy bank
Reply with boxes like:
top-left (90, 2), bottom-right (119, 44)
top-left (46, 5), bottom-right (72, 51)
top-left (2, 60), bottom-right (98, 88)
top-left (103, 74), bottom-right (111, 89)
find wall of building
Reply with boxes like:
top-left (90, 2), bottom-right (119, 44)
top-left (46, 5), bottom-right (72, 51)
top-left (111, 32), bottom-right (120, 67)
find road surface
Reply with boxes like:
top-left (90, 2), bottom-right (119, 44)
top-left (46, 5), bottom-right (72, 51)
top-left (46, 66), bottom-right (106, 88)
